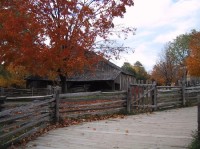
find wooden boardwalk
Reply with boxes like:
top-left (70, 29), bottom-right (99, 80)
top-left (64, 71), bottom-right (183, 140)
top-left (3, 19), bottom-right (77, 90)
top-left (26, 107), bottom-right (197, 149)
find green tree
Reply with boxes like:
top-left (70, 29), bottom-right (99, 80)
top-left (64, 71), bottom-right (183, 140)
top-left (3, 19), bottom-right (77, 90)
top-left (121, 62), bottom-right (136, 76)
top-left (133, 61), bottom-right (148, 81)
top-left (168, 33), bottom-right (192, 66)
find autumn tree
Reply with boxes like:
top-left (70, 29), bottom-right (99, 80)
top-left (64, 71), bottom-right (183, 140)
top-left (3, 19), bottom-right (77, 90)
top-left (151, 45), bottom-right (180, 86)
top-left (187, 31), bottom-right (200, 76)
top-left (0, 0), bottom-right (135, 92)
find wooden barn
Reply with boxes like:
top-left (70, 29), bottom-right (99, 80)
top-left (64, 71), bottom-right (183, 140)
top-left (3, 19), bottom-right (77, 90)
top-left (65, 60), bottom-right (135, 93)
top-left (25, 76), bottom-right (53, 89)
top-left (25, 60), bottom-right (135, 93)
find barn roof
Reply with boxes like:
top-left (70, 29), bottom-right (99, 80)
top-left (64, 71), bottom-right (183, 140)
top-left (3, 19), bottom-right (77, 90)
top-left (66, 60), bottom-right (134, 82)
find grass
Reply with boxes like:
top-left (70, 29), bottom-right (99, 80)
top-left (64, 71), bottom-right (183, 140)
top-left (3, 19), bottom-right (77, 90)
top-left (188, 131), bottom-right (200, 149)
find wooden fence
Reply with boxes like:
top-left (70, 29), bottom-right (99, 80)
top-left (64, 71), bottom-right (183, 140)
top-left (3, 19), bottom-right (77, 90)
top-left (127, 84), bottom-right (200, 112)
top-left (59, 91), bottom-right (127, 119)
top-left (157, 86), bottom-right (183, 109)
top-left (0, 85), bottom-right (200, 148)
top-left (127, 84), bottom-right (156, 113)
top-left (0, 87), bottom-right (52, 97)
top-left (0, 95), bottom-right (57, 148)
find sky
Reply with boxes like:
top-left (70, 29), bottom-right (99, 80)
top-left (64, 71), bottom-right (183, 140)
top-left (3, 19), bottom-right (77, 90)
top-left (111, 0), bottom-right (200, 72)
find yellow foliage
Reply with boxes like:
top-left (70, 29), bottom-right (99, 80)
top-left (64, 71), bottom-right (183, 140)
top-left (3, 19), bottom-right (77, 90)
top-left (0, 64), bottom-right (28, 87)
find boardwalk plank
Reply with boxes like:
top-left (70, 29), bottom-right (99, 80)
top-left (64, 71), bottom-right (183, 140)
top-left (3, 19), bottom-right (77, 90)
top-left (25, 107), bottom-right (197, 149)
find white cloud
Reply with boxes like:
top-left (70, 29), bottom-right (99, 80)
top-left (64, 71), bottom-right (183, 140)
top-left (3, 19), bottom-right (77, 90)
top-left (113, 0), bottom-right (200, 71)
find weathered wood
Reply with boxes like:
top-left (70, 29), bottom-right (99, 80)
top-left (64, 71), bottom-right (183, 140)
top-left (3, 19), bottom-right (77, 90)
top-left (182, 81), bottom-right (186, 106)
top-left (60, 105), bottom-right (124, 113)
top-left (127, 87), bottom-right (131, 113)
top-left (1, 123), bottom-right (48, 148)
top-left (157, 98), bottom-right (182, 103)
top-left (157, 101), bottom-right (182, 108)
top-left (0, 97), bottom-right (55, 117)
top-left (7, 95), bottom-right (53, 101)
top-left (55, 89), bottom-right (60, 123)
top-left (186, 86), bottom-right (200, 90)
top-left (60, 100), bottom-right (125, 109)
top-left (0, 113), bottom-right (50, 140)
top-left (132, 105), bottom-right (157, 108)
top-left (157, 86), bottom-right (181, 89)
top-left (102, 90), bottom-right (127, 95)
top-left (198, 103), bottom-right (200, 140)
top-left (60, 94), bottom-right (127, 102)
top-left (60, 91), bottom-right (101, 98)
top-left (157, 93), bottom-right (182, 97)
top-left (130, 84), bottom-right (154, 87)
top-left (61, 107), bottom-right (126, 118)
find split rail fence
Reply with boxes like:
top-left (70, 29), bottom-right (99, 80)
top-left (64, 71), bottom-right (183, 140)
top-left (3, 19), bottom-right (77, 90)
top-left (0, 84), bottom-right (200, 148)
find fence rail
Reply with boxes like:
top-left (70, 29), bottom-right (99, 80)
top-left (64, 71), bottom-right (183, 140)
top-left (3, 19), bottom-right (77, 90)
top-left (0, 87), bottom-right (52, 97)
top-left (0, 95), bottom-right (56, 148)
top-left (59, 91), bottom-right (127, 119)
top-left (0, 84), bottom-right (200, 148)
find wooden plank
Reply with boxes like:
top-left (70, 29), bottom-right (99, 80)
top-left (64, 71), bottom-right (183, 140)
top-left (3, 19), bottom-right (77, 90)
top-left (60, 91), bottom-right (101, 98)
top-left (1, 123), bottom-right (49, 148)
top-left (186, 86), bottom-right (200, 90)
top-left (157, 86), bottom-right (181, 89)
top-left (7, 95), bottom-right (53, 101)
top-left (198, 104), bottom-right (200, 140)
top-left (0, 113), bottom-right (50, 140)
top-left (60, 105), bottom-right (124, 113)
top-left (60, 100), bottom-right (125, 108)
top-left (101, 91), bottom-right (127, 95)
top-left (61, 107), bottom-right (126, 118)
top-left (185, 90), bottom-right (200, 94)
top-left (157, 93), bottom-right (182, 97)
top-left (132, 105), bottom-right (156, 108)
top-left (55, 90), bottom-right (60, 122)
top-left (60, 95), bottom-right (127, 102)
top-left (0, 98), bottom-right (55, 117)
top-left (157, 101), bottom-right (182, 107)
top-left (130, 84), bottom-right (153, 87)
top-left (127, 87), bottom-right (131, 113)
top-left (157, 96), bottom-right (182, 101)
top-left (157, 98), bottom-right (182, 103)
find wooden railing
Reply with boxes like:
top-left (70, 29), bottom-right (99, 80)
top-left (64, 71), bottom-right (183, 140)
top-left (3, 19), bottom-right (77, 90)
top-left (185, 86), bottom-right (200, 105)
top-left (59, 91), bottom-right (127, 119)
top-left (128, 84), bottom-right (200, 112)
top-left (0, 85), bottom-right (200, 148)
top-left (0, 87), bottom-right (52, 97)
top-left (157, 86), bottom-right (183, 109)
top-left (127, 84), bottom-right (157, 113)
top-left (0, 95), bottom-right (57, 148)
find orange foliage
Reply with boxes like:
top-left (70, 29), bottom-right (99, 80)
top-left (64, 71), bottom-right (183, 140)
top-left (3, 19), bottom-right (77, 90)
top-left (0, 0), bottom-right (135, 79)
top-left (187, 32), bottom-right (200, 76)
top-left (150, 65), bottom-right (165, 85)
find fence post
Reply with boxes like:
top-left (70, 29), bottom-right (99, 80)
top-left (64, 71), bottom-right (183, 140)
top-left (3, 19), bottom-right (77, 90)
top-left (1, 88), bottom-right (4, 96)
top-left (198, 103), bottom-right (200, 140)
top-left (55, 86), bottom-right (60, 123)
top-left (152, 82), bottom-right (157, 111)
top-left (0, 96), bottom-right (6, 112)
top-left (127, 86), bottom-right (132, 113)
top-left (182, 80), bottom-right (186, 106)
